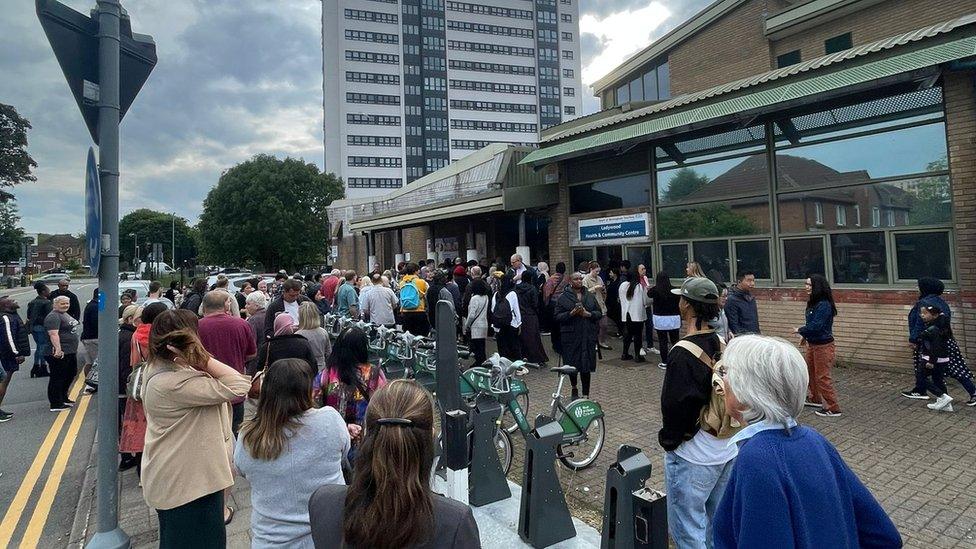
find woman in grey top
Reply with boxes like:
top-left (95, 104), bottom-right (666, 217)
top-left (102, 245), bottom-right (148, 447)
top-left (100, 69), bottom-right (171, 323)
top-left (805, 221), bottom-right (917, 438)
top-left (359, 273), bottom-right (399, 328)
top-left (44, 296), bottom-right (80, 411)
top-left (235, 358), bottom-right (350, 549)
top-left (308, 379), bottom-right (480, 549)
top-left (295, 302), bottom-right (331, 371)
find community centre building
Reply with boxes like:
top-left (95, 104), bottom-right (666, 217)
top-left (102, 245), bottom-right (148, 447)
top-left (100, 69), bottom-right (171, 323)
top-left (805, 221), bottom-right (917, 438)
top-left (329, 0), bottom-right (976, 370)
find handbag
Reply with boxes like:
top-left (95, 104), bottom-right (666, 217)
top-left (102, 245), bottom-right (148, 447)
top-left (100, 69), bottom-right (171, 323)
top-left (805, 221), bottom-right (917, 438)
top-left (248, 342), bottom-right (273, 399)
top-left (85, 359), bottom-right (99, 389)
top-left (126, 340), bottom-right (149, 401)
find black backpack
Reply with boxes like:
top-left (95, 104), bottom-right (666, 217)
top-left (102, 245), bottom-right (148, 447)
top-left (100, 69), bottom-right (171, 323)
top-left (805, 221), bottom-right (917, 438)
top-left (492, 294), bottom-right (513, 330)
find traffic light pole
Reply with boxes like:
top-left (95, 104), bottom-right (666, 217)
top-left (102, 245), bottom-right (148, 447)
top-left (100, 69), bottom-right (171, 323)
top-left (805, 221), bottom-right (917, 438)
top-left (89, 1), bottom-right (126, 547)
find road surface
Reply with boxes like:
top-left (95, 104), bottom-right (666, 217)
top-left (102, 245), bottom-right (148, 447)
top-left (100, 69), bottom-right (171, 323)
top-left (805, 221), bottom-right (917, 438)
top-left (0, 280), bottom-right (99, 548)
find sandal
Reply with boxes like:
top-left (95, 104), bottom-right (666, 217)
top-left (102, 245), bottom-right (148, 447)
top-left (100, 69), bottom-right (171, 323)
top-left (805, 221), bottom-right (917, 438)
top-left (224, 506), bottom-right (235, 525)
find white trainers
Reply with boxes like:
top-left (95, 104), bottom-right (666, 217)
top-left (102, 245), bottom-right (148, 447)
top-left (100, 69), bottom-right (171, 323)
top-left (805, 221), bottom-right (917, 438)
top-left (927, 394), bottom-right (954, 412)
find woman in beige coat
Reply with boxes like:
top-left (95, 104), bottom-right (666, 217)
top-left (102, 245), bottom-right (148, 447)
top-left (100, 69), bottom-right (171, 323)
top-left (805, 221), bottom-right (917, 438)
top-left (140, 309), bottom-right (251, 549)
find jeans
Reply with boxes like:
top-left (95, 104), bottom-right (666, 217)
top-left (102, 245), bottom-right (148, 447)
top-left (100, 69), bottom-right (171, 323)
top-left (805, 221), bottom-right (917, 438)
top-left (664, 452), bottom-right (735, 549)
top-left (31, 326), bottom-right (49, 366)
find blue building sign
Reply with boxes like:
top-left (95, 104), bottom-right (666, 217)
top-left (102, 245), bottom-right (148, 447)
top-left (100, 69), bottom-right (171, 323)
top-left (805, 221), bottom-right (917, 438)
top-left (578, 213), bottom-right (649, 242)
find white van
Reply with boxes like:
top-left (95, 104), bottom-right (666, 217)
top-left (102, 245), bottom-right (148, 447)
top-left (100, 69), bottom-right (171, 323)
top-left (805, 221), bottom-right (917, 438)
top-left (137, 261), bottom-right (177, 278)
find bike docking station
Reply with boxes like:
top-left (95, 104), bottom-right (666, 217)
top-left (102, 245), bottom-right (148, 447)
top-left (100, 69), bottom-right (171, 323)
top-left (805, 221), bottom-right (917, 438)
top-left (433, 299), bottom-right (470, 504)
top-left (600, 446), bottom-right (668, 549)
top-left (468, 395), bottom-right (511, 506)
top-left (518, 415), bottom-right (577, 547)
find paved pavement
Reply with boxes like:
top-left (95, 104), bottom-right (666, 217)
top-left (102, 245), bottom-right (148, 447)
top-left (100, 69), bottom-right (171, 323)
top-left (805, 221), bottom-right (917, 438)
top-left (64, 333), bottom-right (976, 548)
top-left (0, 280), bottom-right (99, 549)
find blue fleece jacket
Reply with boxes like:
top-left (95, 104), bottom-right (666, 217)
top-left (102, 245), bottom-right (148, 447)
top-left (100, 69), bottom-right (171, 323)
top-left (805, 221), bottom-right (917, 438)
top-left (714, 425), bottom-right (901, 549)
top-left (797, 300), bottom-right (835, 344)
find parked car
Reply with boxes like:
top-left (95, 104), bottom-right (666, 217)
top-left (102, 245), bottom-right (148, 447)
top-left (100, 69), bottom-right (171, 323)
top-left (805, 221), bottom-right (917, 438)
top-left (119, 280), bottom-right (151, 305)
top-left (34, 273), bottom-right (70, 283)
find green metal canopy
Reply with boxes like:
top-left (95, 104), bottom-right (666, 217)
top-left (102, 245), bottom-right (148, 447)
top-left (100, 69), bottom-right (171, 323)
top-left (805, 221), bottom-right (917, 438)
top-left (521, 21), bottom-right (976, 168)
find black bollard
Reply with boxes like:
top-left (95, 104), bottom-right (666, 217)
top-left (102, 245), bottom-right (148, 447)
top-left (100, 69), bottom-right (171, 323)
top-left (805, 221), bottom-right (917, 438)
top-left (469, 396), bottom-right (511, 506)
top-left (601, 445), bottom-right (653, 549)
top-left (632, 487), bottom-right (668, 549)
top-left (518, 415), bottom-right (576, 548)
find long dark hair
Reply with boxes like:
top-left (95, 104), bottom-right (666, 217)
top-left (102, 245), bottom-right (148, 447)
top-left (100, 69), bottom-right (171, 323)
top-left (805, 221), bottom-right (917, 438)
top-left (240, 359), bottom-right (313, 460)
top-left (327, 327), bottom-right (370, 387)
top-left (344, 380), bottom-right (435, 548)
top-left (654, 271), bottom-right (672, 295)
top-left (807, 274), bottom-right (837, 316)
top-left (626, 278), bottom-right (638, 300)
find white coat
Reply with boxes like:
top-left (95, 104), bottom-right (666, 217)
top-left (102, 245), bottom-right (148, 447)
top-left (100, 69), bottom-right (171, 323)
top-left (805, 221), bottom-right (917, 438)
top-left (618, 281), bottom-right (649, 323)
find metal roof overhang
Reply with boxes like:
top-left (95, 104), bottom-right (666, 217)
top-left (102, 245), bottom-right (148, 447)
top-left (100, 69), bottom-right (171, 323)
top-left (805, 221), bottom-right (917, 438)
top-left (349, 191), bottom-right (504, 233)
top-left (523, 34), bottom-right (976, 169)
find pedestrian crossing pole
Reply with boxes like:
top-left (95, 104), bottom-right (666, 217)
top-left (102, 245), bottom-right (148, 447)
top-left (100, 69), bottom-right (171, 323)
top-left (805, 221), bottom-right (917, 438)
top-left (36, 1), bottom-right (156, 547)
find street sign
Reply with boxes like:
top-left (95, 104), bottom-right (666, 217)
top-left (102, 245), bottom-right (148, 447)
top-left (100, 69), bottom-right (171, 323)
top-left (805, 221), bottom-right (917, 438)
top-left (85, 147), bottom-right (102, 274)
top-left (35, 0), bottom-right (157, 144)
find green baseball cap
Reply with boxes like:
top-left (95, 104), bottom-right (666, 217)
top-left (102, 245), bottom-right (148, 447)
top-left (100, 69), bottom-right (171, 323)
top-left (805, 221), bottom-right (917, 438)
top-left (671, 277), bottom-right (720, 304)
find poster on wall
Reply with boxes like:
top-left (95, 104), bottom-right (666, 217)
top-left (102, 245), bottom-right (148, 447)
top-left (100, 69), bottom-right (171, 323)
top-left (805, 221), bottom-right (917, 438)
top-left (475, 232), bottom-right (487, 260)
top-left (434, 237), bottom-right (459, 261)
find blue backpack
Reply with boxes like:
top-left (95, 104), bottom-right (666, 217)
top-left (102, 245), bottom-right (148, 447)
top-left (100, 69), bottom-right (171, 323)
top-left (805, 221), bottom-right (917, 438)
top-left (400, 280), bottom-right (422, 310)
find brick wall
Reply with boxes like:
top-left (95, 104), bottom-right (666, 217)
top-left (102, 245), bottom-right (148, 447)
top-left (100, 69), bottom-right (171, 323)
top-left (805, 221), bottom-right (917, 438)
top-left (770, 0), bottom-right (976, 65)
top-left (548, 168), bottom-right (571, 269)
top-left (402, 226), bottom-right (431, 264)
top-left (668, 0), bottom-right (773, 96)
top-left (945, 70), bottom-right (976, 358)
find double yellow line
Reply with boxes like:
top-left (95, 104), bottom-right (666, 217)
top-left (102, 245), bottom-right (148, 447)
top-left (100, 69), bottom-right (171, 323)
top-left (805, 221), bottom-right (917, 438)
top-left (0, 375), bottom-right (93, 548)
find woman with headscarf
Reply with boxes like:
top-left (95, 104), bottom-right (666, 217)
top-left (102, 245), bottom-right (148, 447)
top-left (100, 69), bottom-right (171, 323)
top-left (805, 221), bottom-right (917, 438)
top-left (491, 271), bottom-right (522, 361)
top-left (516, 270), bottom-right (549, 365)
top-left (901, 277), bottom-right (976, 405)
top-left (254, 314), bottom-right (317, 380)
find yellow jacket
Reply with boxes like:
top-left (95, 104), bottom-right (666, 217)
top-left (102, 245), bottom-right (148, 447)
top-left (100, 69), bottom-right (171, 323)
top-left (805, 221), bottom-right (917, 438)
top-left (399, 274), bottom-right (430, 313)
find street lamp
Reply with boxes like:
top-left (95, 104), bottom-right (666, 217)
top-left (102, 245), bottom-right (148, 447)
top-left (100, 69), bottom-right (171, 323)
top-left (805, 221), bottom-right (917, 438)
top-left (171, 212), bottom-right (176, 267)
top-left (129, 232), bottom-right (138, 266)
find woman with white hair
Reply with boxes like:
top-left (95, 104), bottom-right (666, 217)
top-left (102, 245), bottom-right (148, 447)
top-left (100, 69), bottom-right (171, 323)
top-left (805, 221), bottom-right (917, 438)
top-left (245, 291), bottom-right (269, 348)
top-left (44, 295), bottom-right (80, 411)
top-left (714, 335), bottom-right (901, 548)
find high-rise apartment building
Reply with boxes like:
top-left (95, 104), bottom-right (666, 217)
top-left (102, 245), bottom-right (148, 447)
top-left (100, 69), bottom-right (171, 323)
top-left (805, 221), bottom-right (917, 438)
top-left (322, 0), bottom-right (583, 199)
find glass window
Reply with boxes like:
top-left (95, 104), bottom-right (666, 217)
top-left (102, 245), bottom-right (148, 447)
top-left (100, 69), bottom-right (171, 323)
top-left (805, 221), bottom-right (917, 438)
top-left (734, 240), bottom-right (771, 279)
top-left (657, 61), bottom-right (670, 100)
top-left (895, 232), bottom-right (952, 281)
top-left (568, 173), bottom-right (651, 214)
top-left (596, 246), bottom-right (623, 268)
top-left (831, 232), bottom-right (887, 284)
top-left (642, 70), bottom-right (658, 102)
top-left (777, 50), bottom-right (801, 68)
top-left (777, 176), bottom-right (951, 234)
top-left (774, 123), bottom-right (947, 190)
top-left (658, 198), bottom-right (770, 240)
top-left (616, 83), bottom-right (630, 105)
top-left (662, 244), bottom-right (688, 279)
top-left (627, 246), bottom-right (653, 274)
top-left (657, 154), bottom-right (768, 205)
top-left (693, 240), bottom-right (731, 285)
top-left (783, 237), bottom-right (825, 280)
top-left (824, 32), bottom-right (852, 54)
top-left (629, 77), bottom-right (642, 102)
top-left (572, 248), bottom-right (592, 271)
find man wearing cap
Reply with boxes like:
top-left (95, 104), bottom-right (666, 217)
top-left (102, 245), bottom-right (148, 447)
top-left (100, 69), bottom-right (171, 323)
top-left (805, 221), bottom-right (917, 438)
top-left (658, 277), bottom-right (737, 548)
top-left (0, 296), bottom-right (30, 422)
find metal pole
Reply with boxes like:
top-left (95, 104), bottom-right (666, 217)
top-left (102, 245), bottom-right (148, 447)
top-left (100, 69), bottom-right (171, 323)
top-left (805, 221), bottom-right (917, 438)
top-left (88, 0), bottom-right (128, 547)
top-left (171, 213), bottom-right (176, 268)
top-left (518, 210), bottom-right (527, 246)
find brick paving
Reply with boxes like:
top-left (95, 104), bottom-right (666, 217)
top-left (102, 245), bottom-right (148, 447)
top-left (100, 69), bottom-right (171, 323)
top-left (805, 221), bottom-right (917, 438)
top-left (83, 339), bottom-right (976, 548)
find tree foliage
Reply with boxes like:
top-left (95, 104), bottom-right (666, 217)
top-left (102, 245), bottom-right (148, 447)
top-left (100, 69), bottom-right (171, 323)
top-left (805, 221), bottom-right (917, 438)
top-left (662, 167), bottom-right (709, 202)
top-left (0, 104), bottom-right (37, 202)
top-left (119, 209), bottom-right (198, 269)
top-left (197, 155), bottom-right (344, 271)
top-left (0, 202), bottom-right (25, 262)
top-left (908, 157), bottom-right (951, 225)
top-left (657, 203), bottom-right (757, 240)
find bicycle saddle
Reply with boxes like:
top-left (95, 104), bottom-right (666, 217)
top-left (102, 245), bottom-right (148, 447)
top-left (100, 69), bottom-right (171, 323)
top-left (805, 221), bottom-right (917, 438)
top-left (550, 365), bottom-right (578, 375)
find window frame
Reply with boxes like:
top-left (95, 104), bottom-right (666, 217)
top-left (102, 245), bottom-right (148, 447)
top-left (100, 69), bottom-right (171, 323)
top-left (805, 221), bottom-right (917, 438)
top-left (779, 235), bottom-right (828, 282)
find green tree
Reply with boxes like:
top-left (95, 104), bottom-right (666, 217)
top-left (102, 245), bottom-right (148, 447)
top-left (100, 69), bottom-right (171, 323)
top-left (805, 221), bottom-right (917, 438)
top-left (0, 104), bottom-right (37, 202)
top-left (657, 203), bottom-right (757, 240)
top-left (908, 157), bottom-right (951, 225)
top-left (119, 209), bottom-right (198, 269)
top-left (197, 155), bottom-right (344, 270)
top-left (0, 202), bottom-right (25, 262)
top-left (662, 167), bottom-right (709, 203)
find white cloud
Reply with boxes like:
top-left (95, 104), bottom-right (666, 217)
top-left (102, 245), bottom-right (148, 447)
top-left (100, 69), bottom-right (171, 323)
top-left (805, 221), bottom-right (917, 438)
top-left (579, 3), bottom-right (672, 89)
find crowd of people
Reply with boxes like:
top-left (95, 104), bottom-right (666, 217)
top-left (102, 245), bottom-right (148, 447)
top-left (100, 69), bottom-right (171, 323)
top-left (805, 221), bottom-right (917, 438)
top-left (3, 256), bottom-right (972, 547)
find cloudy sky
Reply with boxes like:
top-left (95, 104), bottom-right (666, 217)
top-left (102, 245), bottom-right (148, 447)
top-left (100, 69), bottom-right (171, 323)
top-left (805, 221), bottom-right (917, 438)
top-left (2, 0), bottom-right (709, 234)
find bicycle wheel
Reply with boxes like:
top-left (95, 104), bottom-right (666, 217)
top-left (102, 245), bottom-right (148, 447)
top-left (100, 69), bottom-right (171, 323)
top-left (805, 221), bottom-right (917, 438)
top-left (494, 427), bottom-right (514, 475)
top-left (558, 416), bottom-right (606, 471)
top-left (501, 393), bottom-right (529, 434)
